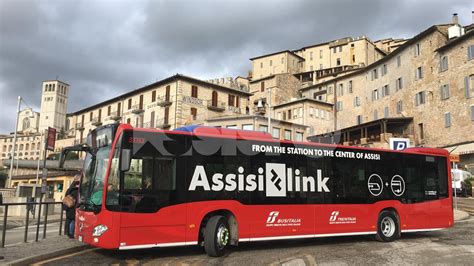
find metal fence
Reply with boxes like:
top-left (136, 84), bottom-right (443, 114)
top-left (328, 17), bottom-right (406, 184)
top-left (0, 201), bottom-right (65, 248)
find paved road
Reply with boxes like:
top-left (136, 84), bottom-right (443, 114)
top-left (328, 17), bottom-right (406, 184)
top-left (4, 222), bottom-right (62, 247)
top-left (36, 219), bottom-right (474, 265)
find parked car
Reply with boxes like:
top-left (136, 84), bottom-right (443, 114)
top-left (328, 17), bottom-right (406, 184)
top-left (452, 169), bottom-right (473, 197)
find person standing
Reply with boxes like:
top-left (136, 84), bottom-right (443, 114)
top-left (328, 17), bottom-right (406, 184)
top-left (64, 174), bottom-right (80, 238)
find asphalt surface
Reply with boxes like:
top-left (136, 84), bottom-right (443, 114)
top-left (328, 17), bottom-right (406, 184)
top-left (455, 197), bottom-right (474, 215)
top-left (35, 218), bottom-right (474, 265)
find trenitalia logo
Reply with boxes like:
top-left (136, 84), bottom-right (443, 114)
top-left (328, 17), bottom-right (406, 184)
top-left (188, 163), bottom-right (330, 197)
top-left (329, 211), bottom-right (339, 222)
top-left (267, 211), bottom-right (280, 223)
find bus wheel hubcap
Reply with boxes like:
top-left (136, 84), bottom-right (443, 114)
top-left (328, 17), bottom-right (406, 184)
top-left (381, 217), bottom-right (395, 237)
top-left (217, 225), bottom-right (229, 249)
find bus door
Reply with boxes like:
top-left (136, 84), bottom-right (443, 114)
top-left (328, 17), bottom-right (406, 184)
top-left (423, 156), bottom-right (451, 228)
top-left (118, 153), bottom-right (186, 247)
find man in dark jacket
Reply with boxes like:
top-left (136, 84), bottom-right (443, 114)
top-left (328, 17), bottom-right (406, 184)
top-left (64, 174), bottom-right (80, 238)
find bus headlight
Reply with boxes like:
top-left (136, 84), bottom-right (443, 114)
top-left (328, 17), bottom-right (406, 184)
top-left (92, 225), bottom-right (108, 237)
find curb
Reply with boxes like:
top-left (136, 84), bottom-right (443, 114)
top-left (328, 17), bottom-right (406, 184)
top-left (6, 244), bottom-right (92, 266)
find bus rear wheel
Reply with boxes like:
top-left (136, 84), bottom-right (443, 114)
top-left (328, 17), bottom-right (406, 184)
top-left (204, 215), bottom-right (230, 257)
top-left (375, 210), bottom-right (399, 242)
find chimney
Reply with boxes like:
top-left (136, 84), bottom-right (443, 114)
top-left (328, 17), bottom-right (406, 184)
top-left (472, 11), bottom-right (474, 23)
top-left (452, 13), bottom-right (459, 24)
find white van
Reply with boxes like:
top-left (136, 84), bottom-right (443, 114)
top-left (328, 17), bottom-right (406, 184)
top-left (452, 169), bottom-right (472, 197)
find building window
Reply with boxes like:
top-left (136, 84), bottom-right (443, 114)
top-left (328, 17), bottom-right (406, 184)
top-left (444, 113), bottom-right (451, 128)
top-left (282, 111), bottom-right (287, 120)
top-left (107, 106), bottom-right (111, 116)
top-left (415, 66), bottom-right (423, 80)
top-left (440, 84), bottom-right (450, 100)
top-left (468, 45), bottom-right (474, 60)
top-left (337, 84), bottom-right (344, 96)
top-left (165, 85), bottom-right (171, 101)
top-left (348, 80), bottom-right (353, 93)
top-left (260, 62), bottom-right (263, 68)
top-left (327, 86), bottom-right (333, 95)
top-left (164, 107), bottom-right (169, 125)
top-left (336, 58), bottom-right (341, 66)
top-left (128, 99), bottom-right (132, 110)
top-left (356, 115), bottom-right (363, 125)
top-left (396, 55), bottom-right (401, 67)
top-left (396, 77), bottom-right (403, 91)
top-left (414, 43), bottom-right (421, 56)
top-left (440, 56), bottom-right (449, 71)
top-left (354, 96), bottom-right (360, 107)
top-left (319, 50), bottom-right (323, 59)
top-left (371, 69), bottom-right (378, 80)
top-left (381, 64), bottom-right (387, 76)
top-left (260, 81), bottom-right (265, 92)
top-left (333, 47), bottom-right (336, 53)
top-left (259, 125), bottom-right (268, 132)
top-left (372, 89), bottom-right (379, 101)
top-left (284, 129), bottom-right (292, 140)
top-left (242, 124), bottom-right (253, 131)
top-left (269, 60), bottom-right (272, 67)
top-left (191, 108), bottom-right (197, 120)
top-left (117, 102), bottom-right (121, 115)
top-left (288, 109), bottom-right (292, 119)
top-left (272, 127), bottom-right (280, 139)
top-left (228, 94), bottom-right (235, 106)
top-left (211, 91), bottom-right (218, 107)
top-left (384, 107), bottom-right (389, 118)
top-left (336, 101), bottom-right (343, 112)
top-left (295, 132), bottom-right (303, 142)
top-left (415, 91), bottom-right (426, 106)
top-left (226, 125), bottom-right (238, 129)
top-left (471, 106), bottom-right (474, 121)
top-left (339, 46), bottom-right (342, 52)
top-left (126, 118), bottom-right (131, 124)
top-left (465, 75), bottom-right (474, 98)
top-left (396, 101), bottom-right (403, 114)
top-left (90, 112), bottom-right (93, 121)
top-left (382, 85), bottom-right (390, 97)
top-left (152, 90), bottom-right (156, 102)
top-left (191, 85), bottom-right (198, 98)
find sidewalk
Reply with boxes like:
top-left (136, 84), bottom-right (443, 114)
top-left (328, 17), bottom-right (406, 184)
top-left (0, 214), bottom-right (63, 230)
top-left (0, 235), bottom-right (89, 266)
top-left (0, 210), bottom-right (470, 265)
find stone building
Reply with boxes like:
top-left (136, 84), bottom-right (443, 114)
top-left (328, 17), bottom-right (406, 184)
top-left (68, 74), bottom-right (253, 143)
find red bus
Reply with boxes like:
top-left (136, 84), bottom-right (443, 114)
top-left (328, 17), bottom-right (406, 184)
top-left (61, 123), bottom-right (453, 257)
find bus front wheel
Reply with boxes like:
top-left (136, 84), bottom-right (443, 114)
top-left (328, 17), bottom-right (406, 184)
top-left (204, 215), bottom-right (230, 257)
top-left (375, 210), bottom-right (399, 242)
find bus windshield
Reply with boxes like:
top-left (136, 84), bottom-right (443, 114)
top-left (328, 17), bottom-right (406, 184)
top-left (78, 124), bottom-right (117, 212)
top-left (80, 146), bottom-right (111, 211)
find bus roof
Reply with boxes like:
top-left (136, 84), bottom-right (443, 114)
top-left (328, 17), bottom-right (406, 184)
top-left (119, 124), bottom-right (448, 158)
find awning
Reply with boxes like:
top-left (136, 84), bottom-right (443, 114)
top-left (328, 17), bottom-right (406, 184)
top-left (444, 142), bottom-right (474, 155)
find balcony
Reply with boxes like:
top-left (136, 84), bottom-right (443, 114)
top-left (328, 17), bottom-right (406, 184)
top-left (254, 106), bottom-right (266, 115)
top-left (108, 111), bottom-right (121, 121)
top-left (228, 106), bottom-right (241, 114)
top-left (143, 119), bottom-right (171, 129)
top-left (155, 118), bottom-right (171, 129)
top-left (156, 95), bottom-right (173, 107)
top-left (131, 104), bottom-right (144, 114)
top-left (75, 123), bottom-right (84, 130)
top-left (91, 117), bottom-right (102, 126)
top-left (207, 101), bottom-right (226, 112)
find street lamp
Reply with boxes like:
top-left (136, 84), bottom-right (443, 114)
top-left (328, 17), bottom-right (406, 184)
top-left (7, 96), bottom-right (22, 188)
top-left (7, 96), bottom-right (35, 188)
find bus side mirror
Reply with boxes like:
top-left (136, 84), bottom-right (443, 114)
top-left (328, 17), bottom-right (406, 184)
top-left (121, 149), bottom-right (132, 172)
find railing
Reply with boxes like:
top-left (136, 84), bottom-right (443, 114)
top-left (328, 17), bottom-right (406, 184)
top-left (91, 117), bottom-right (102, 126)
top-left (131, 104), bottom-right (144, 114)
top-left (1, 201), bottom-right (65, 248)
top-left (156, 95), bottom-right (172, 107)
top-left (0, 189), bottom-right (16, 199)
top-left (108, 111), bottom-right (121, 121)
top-left (254, 107), bottom-right (266, 115)
top-left (207, 101), bottom-right (226, 112)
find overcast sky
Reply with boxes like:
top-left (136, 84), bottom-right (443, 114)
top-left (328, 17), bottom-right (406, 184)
top-left (0, 0), bottom-right (472, 133)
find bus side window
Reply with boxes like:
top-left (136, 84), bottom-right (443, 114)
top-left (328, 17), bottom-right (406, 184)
top-left (437, 158), bottom-right (448, 199)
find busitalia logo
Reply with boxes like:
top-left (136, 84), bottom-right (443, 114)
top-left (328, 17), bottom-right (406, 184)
top-left (188, 163), bottom-right (330, 197)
